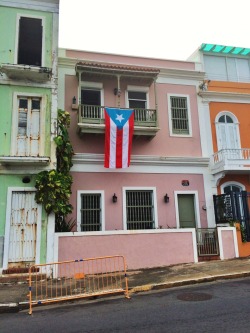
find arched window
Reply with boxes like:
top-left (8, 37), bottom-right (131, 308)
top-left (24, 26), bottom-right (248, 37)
top-left (215, 112), bottom-right (240, 151)
top-left (221, 182), bottom-right (245, 194)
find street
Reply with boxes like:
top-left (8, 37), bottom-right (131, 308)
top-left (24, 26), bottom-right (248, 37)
top-left (1, 277), bottom-right (250, 332)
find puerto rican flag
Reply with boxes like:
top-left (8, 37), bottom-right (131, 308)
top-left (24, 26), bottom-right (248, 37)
top-left (104, 107), bottom-right (134, 168)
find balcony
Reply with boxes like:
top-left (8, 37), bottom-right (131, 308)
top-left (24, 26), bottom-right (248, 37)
top-left (77, 105), bottom-right (159, 136)
top-left (211, 149), bottom-right (250, 174)
top-left (0, 64), bottom-right (52, 82)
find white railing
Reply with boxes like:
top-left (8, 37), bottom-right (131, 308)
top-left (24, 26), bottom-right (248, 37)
top-left (212, 149), bottom-right (250, 169)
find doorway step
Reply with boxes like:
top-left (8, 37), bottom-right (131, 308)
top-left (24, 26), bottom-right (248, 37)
top-left (198, 255), bottom-right (220, 262)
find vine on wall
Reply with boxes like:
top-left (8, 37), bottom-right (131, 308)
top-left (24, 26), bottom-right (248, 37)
top-left (35, 110), bottom-right (75, 231)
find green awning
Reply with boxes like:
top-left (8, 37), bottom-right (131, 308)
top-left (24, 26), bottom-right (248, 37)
top-left (200, 43), bottom-right (250, 56)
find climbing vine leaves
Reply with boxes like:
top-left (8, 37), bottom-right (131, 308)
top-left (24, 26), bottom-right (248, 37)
top-left (35, 110), bottom-right (74, 230)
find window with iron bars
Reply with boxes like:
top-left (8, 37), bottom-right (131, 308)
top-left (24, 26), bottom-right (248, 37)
top-left (126, 190), bottom-right (155, 230)
top-left (80, 193), bottom-right (102, 231)
top-left (170, 96), bottom-right (190, 135)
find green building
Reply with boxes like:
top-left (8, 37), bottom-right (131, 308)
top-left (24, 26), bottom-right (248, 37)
top-left (0, 0), bottom-right (59, 273)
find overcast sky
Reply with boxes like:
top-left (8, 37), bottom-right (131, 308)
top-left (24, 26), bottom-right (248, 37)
top-left (58, 0), bottom-right (250, 61)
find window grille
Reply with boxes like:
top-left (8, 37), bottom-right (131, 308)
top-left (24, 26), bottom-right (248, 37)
top-left (126, 190), bottom-right (155, 230)
top-left (170, 96), bottom-right (189, 134)
top-left (80, 194), bottom-right (101, 231)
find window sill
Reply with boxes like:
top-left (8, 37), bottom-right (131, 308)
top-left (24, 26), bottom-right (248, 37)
top-left (0, 64), bottom-right (52, 82)
top-left (0, 156), bottom-right (50, 165)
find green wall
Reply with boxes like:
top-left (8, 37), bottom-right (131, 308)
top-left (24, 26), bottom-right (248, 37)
top-left (0, 85), bottom-right (51, 156)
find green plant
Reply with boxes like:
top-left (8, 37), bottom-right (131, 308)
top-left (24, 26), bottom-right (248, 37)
top-left (240, 224), bottom-right (248, 243)
top-left (54, 109), bottom-right (74, 173)
top-left (35, 170), bottom-right (73, 215)
top-left (229, 221), bottom-right (247, 243)
top-left (35, 110), bottom-right (74, 232)
top-left (55, 217), bottom-right (76, 232)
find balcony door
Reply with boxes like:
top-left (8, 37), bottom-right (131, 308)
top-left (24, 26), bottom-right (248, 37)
top-left (216, 113), bottom-right (240, 151)
top-left (81, 88), bottom-right (101, 119)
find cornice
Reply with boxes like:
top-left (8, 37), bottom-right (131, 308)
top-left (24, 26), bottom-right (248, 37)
top-left (0, 0), bottom-right (59, 13)
top-left (198, 90), bottom-right (250, 103)
top-left (72, 154), bottom-right (210, 167)
top-left (58, 57), bottom-right (78, 69)
top-left (58, 57), bottom-right (206, 82)
top-left (158, 68), bottom-right (205, 81)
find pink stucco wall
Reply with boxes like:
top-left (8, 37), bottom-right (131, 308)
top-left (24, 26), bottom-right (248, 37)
top-left (69, 172), bottom-right (207, 231)
top-left (65, 75), bottom-right (202, 157)
top-left (221, 229), bottom-right (236, 259)
top-left (65, 49), bottom-right (195, 70)
top-left (57, 231), bottom-right (195, 270)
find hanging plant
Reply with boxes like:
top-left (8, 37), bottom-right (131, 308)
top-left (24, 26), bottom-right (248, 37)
top-left (35, 110), bottom-right (75, 231)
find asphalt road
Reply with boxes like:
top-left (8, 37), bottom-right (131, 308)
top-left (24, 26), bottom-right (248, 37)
top-left (1, 277), bottom-right (250, 332)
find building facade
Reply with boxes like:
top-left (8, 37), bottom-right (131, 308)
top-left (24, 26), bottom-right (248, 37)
top-left (190, 43), bottom-right (250, 255)
top-left (0, 0), bottom-right (59, 272)
top-left (53, 48), bottom-right (230, 269)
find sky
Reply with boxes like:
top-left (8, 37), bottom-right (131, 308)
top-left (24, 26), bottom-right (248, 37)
top-left (58, 0), bottom-right (250, 61)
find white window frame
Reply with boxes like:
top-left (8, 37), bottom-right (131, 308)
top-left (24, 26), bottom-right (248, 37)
top-left (77, 190), bottom-right (105, 232)
top-left (221, 181), bottom-right (245, 194)
top-left (122, 187), bottom-right (158, 230)
top-left (11, 92), bottom-right (45, 156)
top-left (80, 81), bottom-right (104, 105)
top-left (215, 111), bottom-right (241, 151)
top-left (125, 85), bottom-right (149, 109)
top-left (3, 187), bottom-right (42, 270)
top-left (15, 13), bottom-right (45, 66)
top-left (174, 191), bottom-right (201, 229)
top-left (168, 94), bottom-right (192, 137)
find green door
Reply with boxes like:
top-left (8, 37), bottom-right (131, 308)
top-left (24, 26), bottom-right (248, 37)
top-left (178, 194), bottom-right (196, 228)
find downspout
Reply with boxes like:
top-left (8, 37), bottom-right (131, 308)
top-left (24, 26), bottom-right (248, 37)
top-left (78, 70), bottom-right (82, 122)
top-left (116, 74), bottom-right (121, 108)
top-left (154, 77), bottom-right (158, 127)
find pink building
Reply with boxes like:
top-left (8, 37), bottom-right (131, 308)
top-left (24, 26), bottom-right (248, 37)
top-left (56, 49), bottom-right (237, 269)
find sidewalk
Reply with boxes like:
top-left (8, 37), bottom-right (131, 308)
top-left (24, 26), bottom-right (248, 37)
top-left (1, 257), bottom-right (250, 313)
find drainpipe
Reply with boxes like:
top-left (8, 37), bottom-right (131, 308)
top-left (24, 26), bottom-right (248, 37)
top-left (116, 74), bottom-right (121, 108)
top-left (78, 70), bottom-right (82, 121)
top-left (78, 70), bottom-right (82, 105)
top-left (154, 77), bottom-right (158, 126)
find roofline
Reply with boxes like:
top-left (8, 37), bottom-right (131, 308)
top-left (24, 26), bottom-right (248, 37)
top-left (200, 43), bottom-right (250, 57)
top-left (58, 47), bottom-right (196, 65)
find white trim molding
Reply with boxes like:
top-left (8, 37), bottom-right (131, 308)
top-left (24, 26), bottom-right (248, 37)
top-left (174, 190), bottom-right (201, 229)
top-left (15, 13), bottom-right (46, 66)
top-left (0, 0), bottom-right (59, 13)
top-left (217, 227), bottom-right (239, 260)
top-left (77, 190), bottom-right (105, 232)
top-left (11, 92), bottom-right (46, 157)
top-left (167, 93), bottom-right (192, 137)
top-left (2, 187), bottom-right (42, 270)
top-left (122, 186), bottom-right (158, 230)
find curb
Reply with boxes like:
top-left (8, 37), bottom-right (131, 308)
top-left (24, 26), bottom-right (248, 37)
top-left (0, 303), bottom-right (19, 314)
top-left (129, 271), bottom-right (250, 294)
top-left (1, 271), bottom-right (250, 314)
